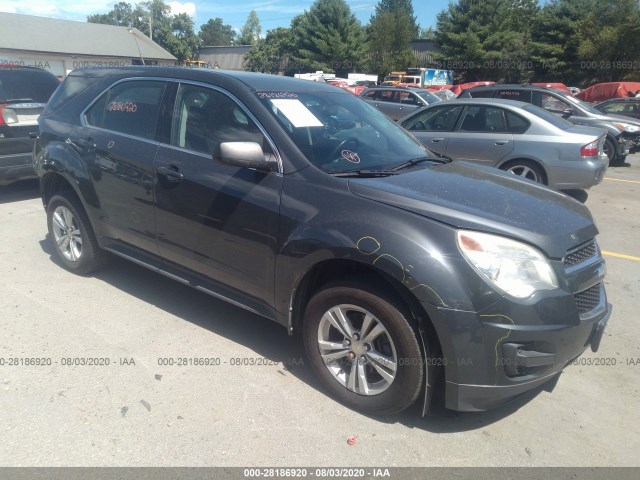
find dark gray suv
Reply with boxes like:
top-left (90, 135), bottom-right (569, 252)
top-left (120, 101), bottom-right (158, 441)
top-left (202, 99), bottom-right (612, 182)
top-left (34, 67), bottom-right (610, 415)
top-left (0, 65), bottom-right (59, 185)
top-left (458, 84), bottom-right (639, 164)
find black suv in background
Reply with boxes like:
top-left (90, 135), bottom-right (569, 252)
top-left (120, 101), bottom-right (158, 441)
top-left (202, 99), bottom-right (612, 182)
top-left (34, 68), bottom-right (610, 416)
top-left (0, 66), bottom-right (60, 185)
top-left (0, 65), bottom-right (60, 185)
top-left (458, 84), bottom-right (640, 164)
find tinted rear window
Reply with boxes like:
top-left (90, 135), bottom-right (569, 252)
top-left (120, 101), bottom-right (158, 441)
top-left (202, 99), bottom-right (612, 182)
top-left (0, 68), bottom-right (60, 103)
top-left (45, 74), bottom-right (101, 113)
top-left (494, 90), bottom-right (532, 102)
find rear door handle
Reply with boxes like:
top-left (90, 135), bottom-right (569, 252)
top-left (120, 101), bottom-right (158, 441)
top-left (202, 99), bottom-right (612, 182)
top-left (494, 140), bottom-right (510, 145)
top-left (431, 138), bottom-right (444, 143)
top-left (157, 165), bottom-right (184, 183)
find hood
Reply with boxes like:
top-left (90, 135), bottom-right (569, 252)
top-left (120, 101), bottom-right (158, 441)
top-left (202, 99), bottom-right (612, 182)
top-left (600, 113), bottom-right (640, 126)
top-left (348, 162), bottom-right (597, 259)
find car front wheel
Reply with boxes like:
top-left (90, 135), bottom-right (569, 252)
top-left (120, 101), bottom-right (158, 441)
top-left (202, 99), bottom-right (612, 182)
top-left (303, 282), bottom-right (424, 415)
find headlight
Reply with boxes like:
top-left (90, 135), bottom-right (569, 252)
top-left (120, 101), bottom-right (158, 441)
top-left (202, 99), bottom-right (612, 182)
top-left (614, 122), bottom-right (640, 133)
top-left (456, 230), bottom-right (558, 299)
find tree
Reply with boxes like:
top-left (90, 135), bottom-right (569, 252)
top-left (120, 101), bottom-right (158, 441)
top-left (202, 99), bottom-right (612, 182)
top-left (198, 18), bottom-right (236, 46)
top-left (289, 0), bottom-right (366, 76)
top-left (529, 0), bottom-right (591, 84)
top-left (367, 0), bottom-right (420, 74)
top-left (244, 28), bottom-right (295, 74)
top-left (433, 0), bottom-right (539, 82)
top-left (575, 0), bottom-right (640, 83)
top-left (168, 13), bottom-right (200, 62)
top-left (87, 0), bottom-right (202, 63)
top-left (237, 10), bottom-right (262, 45)
top-left (87, 2), bottom-right (137, 26)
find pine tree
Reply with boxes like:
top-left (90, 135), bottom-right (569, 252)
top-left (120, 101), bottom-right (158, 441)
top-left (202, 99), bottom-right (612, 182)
top-left (290, 0), bottom-right (366, 76)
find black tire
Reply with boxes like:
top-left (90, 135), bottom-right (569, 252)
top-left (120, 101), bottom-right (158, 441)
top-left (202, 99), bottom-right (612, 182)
top-left (303, 282), bottom-right (424, 415)
top-left (500, 159), bottom-right (546, 184)
top-left (605, 137), bottom-right (627, 165)
top-left (46, 192), bottom-right (106, 274)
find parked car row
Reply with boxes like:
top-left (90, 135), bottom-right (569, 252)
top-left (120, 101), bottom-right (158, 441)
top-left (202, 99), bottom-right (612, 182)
top-left (32, 67), bottom-right (610, 417)
top-left (358, 83), bottom-right (616, 190)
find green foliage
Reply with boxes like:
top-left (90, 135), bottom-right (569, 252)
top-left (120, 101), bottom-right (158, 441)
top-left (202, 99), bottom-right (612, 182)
top-left (434, 0), bottom-right (539, 82)
top-left (244, 28), bottom-right (295, 74)
top-left (367, 0), bottom-right (420, 74)
top-left (289, 0), bottom-right (366, 76)
top-left (198, 18), bottom-right (236, 46)
top-left (237, 10), bottom-right (262, 46)
top-left (87, 0), bottom-right (200, 62)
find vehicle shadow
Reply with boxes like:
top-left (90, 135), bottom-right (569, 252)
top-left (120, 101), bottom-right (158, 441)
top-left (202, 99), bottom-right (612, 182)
top-left (0, 179), bottom-right (40, 204)
top-left (38, 235), bottom-right (545, 432)
top-left (562, 189), bottom-right (589, 203)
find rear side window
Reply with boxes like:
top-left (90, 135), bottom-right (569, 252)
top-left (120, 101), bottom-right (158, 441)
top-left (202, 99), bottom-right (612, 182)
top-left (459, 106), bottom-right (508, 132)
top-left (46, 74), bottom-right (100, 113)
top-left (505, 111), bottom-right (530, 134)
top-left (0, 68), bottom-right (59, 103)
top-left (378, 90), bottom-right (397, 102)
top-left (495, 90), bottom-right (531, 102)
top-left (85, 80), bottom-right (166, 140)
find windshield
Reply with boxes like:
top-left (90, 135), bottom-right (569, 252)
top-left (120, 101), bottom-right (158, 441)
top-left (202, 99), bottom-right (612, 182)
top-left (256, 90), bottom-right (433, 173)
top-left (563, 93), bottom-right (604, 115)
top-left (416, 90), bottom-right (441, 104)
top-left (522, 104), bottom-right (573, 130)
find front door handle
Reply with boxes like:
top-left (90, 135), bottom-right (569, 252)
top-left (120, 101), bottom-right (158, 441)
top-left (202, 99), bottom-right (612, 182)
top-left (431, 138), bottom-right (444, 143)
top-left (495, 140), bottom-right (510, 145)
top-left (157, 165), bottom-right (184, 183)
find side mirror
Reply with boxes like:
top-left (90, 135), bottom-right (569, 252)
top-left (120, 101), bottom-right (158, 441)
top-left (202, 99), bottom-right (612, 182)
top-left (215, 142), bottom-right (277, 172)
top-left (562, 108), bottom-right (574, 118)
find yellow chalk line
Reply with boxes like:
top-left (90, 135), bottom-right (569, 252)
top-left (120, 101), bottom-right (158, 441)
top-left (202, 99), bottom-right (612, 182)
top-left (602, 251), bottom-right (640, 261)
top-left (603, 177), bottom-right (640, 184)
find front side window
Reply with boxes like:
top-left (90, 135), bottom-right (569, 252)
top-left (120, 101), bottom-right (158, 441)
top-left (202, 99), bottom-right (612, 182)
top-left (403, 105), bottom-right (463, 131)
top-left (172, 84), bottom-right (269, 156)
top-left (86, 80), bottom-right (166, 140)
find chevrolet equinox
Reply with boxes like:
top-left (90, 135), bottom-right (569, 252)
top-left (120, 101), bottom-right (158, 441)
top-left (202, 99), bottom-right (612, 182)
top-left (34, 68), bottom-right (611, 415)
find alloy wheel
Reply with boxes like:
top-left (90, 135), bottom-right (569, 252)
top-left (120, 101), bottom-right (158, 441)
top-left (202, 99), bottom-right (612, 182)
top-left (317, 304), bottom-right (397, 396)
top-left (51, 205), bottom-right (83, 262)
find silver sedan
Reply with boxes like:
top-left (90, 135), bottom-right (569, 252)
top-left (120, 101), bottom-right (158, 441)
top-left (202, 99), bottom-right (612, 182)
top-left (399, 98), bottom-right (609, 190)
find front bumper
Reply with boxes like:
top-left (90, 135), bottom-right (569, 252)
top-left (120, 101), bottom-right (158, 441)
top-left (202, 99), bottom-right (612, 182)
top-left (421, 248), bottom-right (610, 412)
top-left (441, 304), bottom-right (611, 412)
top-left (0, 151), bottom-right (37, 185)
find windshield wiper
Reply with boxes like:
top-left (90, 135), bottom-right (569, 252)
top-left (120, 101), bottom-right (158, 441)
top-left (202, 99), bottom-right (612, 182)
top-left (389, 154), bottom-right (450, 172)
top-left (329, 169), bottom-right (400, 178)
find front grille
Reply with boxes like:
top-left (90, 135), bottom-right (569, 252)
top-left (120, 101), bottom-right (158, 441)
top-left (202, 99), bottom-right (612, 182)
top-left (564, 240), bottom-right (597, 267)
top-left (574, 283), bottom-right (602, 314)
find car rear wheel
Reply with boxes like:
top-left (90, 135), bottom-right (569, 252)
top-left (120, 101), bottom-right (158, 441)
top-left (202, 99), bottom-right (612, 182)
top-left (303, 282), bottom-right (424, 415)
top-left (47, 192), bottom-right (106, 274)
top-left (501, 160), bottom-right (546, 184)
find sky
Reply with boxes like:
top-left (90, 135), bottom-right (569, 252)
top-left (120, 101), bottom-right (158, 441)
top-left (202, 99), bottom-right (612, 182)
top-left (0, 0), bottom-right (450, 33)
